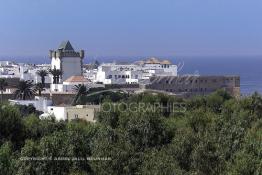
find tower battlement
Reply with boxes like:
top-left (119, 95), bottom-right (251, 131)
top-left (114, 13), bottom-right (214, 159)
top-left (49, 40), bottom-right (84, 59)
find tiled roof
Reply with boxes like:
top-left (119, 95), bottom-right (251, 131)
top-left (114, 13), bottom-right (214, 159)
top-left (143, 57), bottom-right (172, 65)
top-left (64, 76), bottom-right (89, 83)
top-left (145, 57), bottom-right (161, 64)
top-left (161, 60), bottom-right (171, 65)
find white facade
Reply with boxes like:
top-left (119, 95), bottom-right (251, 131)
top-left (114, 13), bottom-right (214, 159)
top-left (51, 57), bottom-right (82, 82)
top-left (46, 106), bottom-right (66, 120)
top-left (9, 96), bottom-right (52, 112)
top-left (0, 61), bottom-right (14, 66)
top-left (95, 64), bottom-right (143, 84)
top-left (94, 58), bottom-right (177, 85)
top-left (83, 69), bottom-right (97, 82)
top-left (50, 82), bottom-right (105, 92)
top-left (45, 105), bottom-right (100, 122)
top-left (0, 62), bottom-right (20, 78)
top-left (14, 62), bottom-right (51, 84)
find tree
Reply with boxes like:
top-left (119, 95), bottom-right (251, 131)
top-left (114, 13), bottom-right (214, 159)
top-left (36, 69), bottom-right (48, 85)
top-left (72, 85), bottom-right (89, 105)
top-left (190, 135), bottom-right (225, 175)
top-left (169, 127), bottom-right (197, 171)
top-left (91, 126), bottom-right (139, 175)
top-left (38, 131), bottom-right (72, 174)
top-left (0, 105), bottom-right (25, 149)
top-left (66, 121), bottom-right (98, 173)
top-left (16, 140), bottom-right (41, 175)
top-left (14, 80), bottom-right (35, 100)
top-left (0, 142), bottom-right (15, 175)
top-left (49, 68), bottom-right (62, 84)
top-left (34, 83), bottom-right (45, 96)
top-left (250, 92), bottom-right (262, 118)
top-left (23, 114), bottom-right (43, 140)
top-left (0, 78), bottom-right (8, 102)
top-left (227, 119), bottom-right (262, 174)
top-left (119, 108), bottom-right (169, 150)
top-left (140, 148), bottom-right (185, 175)
top-left (187, 109), bottom-right (213, 133)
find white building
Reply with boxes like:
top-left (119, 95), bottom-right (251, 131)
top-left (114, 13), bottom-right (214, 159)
top-left (83, 69), bottom-right (97, 82)
top-left (50, 75), bottom-right (104, 92)
top-left (0, 62), bottom-right (20, 78)
top-left (19, 64), bottom-right (51, 84)
top-left (49, 41), bottom-right (84, 83)
top-left (9, 96), bottom-right (52, 112)
top-left (0, 61), bottom-right (14, 66)
top-left (44, 105), bottom-right (100, 122)
top-left (94, 57), bottom-right (177, 85)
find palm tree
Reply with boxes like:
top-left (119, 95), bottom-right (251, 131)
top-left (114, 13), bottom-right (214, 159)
top-left (73, 84), bottom-right (89, 105)
top-left (14, 80), bottom-right (36, 100)
top-left (34, 83), bottom-right (45, 96)
top-left (49, 68), bottom-right (62, 84)
top-left (36, 69), bottom-right (48, 85)
top-left (0, 78), bottom-right (8, 102)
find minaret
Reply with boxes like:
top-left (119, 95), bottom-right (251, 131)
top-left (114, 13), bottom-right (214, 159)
top-left (49, 41), bottom-right (84, 83)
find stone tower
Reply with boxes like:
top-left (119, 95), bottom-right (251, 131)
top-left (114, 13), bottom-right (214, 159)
top-left (49, 41), bottom-right (84, 83)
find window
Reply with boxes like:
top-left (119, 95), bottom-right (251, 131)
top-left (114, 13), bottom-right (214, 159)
top-left (108, 75), bottom-right (112, 79)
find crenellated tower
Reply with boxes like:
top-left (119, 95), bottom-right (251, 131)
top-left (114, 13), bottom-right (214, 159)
top-left (49, 41), bottom-right (84, 83)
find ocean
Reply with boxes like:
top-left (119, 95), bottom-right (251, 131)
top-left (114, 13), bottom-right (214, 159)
top-left (1, 55), bottom-right (261, 95)
top-left (174, 56), bottom-right (262, 95)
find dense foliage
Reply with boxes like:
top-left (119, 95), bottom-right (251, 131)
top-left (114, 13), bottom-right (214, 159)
top-left (0, 90), bottom-right (261, 174)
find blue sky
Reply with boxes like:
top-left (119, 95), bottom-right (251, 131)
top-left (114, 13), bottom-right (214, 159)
top-left (0, 0), bottom-right (261, 57)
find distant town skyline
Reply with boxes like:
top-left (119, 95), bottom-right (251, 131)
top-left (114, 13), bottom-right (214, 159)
top-left (0, 0), bottom-right (262, 57)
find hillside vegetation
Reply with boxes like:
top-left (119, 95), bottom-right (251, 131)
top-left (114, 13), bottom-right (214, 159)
top-left (0, 90), bottom-right (261, 175)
